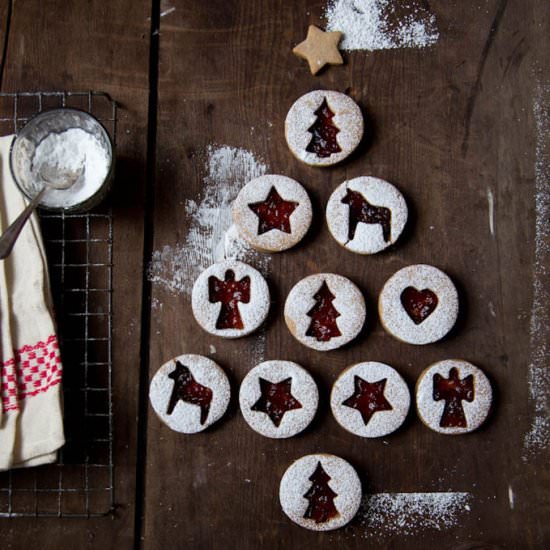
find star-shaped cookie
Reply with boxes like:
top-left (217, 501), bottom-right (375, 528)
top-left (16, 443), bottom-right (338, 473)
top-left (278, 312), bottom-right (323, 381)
top-left (293, 25), bottom-right (343, 75)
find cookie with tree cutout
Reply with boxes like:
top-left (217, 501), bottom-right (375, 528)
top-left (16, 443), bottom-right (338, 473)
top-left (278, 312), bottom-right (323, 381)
top-left (284, 273), bottom-right (366, 351)
top-left (416, 360), bottom-right (492, 434)
top-left (331, 362), bottom-right (410, 438)
top-left (149, 354), bottom-right (230, 433)
top-left (239, 360), bottom-right (318, 438)
top-left (379, 264), bottom-right (459, 345)
top-left (285, 90), bottom-right (364, 167)
top-left (192, 260), bottom-right (270, 338)
top-left (279, 453), bottom-right (362, 531)
top-left (326, 176), bottom-right (408, 254)
top-left (232, 175), bottom-right (312, 252)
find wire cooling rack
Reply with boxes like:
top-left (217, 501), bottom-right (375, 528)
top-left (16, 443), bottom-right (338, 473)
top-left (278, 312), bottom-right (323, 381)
top-left (0, 91), bottom-right (115, 517)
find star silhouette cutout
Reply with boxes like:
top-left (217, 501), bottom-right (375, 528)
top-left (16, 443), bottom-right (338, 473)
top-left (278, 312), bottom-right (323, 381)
top-left (251, 377), bottom-right (303, 427)
top-left (248, 187), bottom-right (298, 235)
top-left (342, 376), bottom-right (393, 426)
top-left (293, 25), bottom-right (343, 75)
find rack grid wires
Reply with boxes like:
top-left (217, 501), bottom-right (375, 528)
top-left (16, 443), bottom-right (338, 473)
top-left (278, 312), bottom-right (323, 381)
top-left (0, 91), bottom-right (115, 517)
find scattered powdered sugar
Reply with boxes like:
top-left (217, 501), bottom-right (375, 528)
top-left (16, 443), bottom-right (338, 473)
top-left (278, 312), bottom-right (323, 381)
top-left (357, 491), bottom-right (472, 537)
top-left (524, 82), bottom-right (550, 458)
top-left (148, 145), bottom-right (270, 296)
top-left (324, 0), bottom-right (439, 51)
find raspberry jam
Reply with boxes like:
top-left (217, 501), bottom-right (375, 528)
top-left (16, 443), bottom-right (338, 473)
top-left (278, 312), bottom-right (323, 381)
top-left (400, 287), bottom-right (438, 324)
top-left (251, 377), bottom-right (302, 427)
top-left (433, 367), bottom-right (474, 428)
top-left (306, 281), bottom-right (342, 342)
top-left (342, 376), bottom-right (393, 426)
top-left (208, 270), bottom-right (251, 330)
top-left (305, 98), bottom-right (342, 158)
top-left (248, 186), bottom-right (298, 235)
top-left (303, 462), bottom-right (339, 524)
top-left (341, 188), bottom-right (391, 242)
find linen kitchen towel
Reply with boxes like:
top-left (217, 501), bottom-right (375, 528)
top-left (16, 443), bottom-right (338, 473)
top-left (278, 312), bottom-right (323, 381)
top-left (0, 134), bottom-right (64, 470)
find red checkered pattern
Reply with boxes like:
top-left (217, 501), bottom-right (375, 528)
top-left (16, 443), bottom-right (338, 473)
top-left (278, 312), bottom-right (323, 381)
top-left (1, 334), bottom-right (62, 413)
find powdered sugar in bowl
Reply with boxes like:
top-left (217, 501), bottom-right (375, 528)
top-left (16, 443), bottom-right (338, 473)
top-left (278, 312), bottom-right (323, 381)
top-left (10, 109), bottom-right (114, 211)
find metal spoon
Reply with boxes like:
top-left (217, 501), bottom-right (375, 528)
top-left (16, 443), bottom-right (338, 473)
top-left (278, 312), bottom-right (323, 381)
top-left (0, 161), bottom-right (84, 259)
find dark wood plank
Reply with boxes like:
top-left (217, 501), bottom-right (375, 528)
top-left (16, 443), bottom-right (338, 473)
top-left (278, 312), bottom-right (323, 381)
top-left (144, 0), bottom-right (549, 548)
top-left (0, 1), bottom-right (151, 548)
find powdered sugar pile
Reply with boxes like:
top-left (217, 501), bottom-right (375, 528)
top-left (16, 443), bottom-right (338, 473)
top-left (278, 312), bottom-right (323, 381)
top-left (324, 0), bottom-right (439, 51)
top-left (357, 491), bottom-right (472, 537)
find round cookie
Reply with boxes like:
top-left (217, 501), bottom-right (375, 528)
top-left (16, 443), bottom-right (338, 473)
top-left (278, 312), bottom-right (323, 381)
top-left (192, 260), bottom-right (270, 338)
top-left (279, 453), bottom-right (362, 531)
top-left (149, 354), bottom-right (230, 433)
top-left (285, 90), bottom-right (364, 167)
top-left (416, 360), bottom-right (492, 434)
top-left (232, 174), bottom-right (312, 252)
top-left (378, 264), bottom-right (459, 345)
top-left (284, 273), bottom-right (366, 351)
top-left (239, 360), bottom-right (318, 438)
top-left (331, 362), bottom-right (410, 438)
top-left (326, 177), bottom-right (408, 254)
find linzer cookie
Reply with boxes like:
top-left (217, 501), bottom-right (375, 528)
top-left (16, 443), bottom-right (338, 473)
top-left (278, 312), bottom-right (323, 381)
top-left (149, 354), bottom-right (230, 434)
top-left (326, 177), bottom-right (408, 254)
top-left (239, 360), bottom-right (318, 439)
top-left (416, 360), bottom-right (492, 434)
top-left (284, 273), bottom-right (366, 351)
top-left (192, 260), bottom-right (270, 338)
top-left (379, 264), bottom-right (459, 345)
top-left (285, 90), bottom-right (363, 167)
top-left (279, 453), bottom-right (362, 531)
top-left (232, 175), bottom-right (312, 252)
top-left (331, 362), bottom-right (410, 438)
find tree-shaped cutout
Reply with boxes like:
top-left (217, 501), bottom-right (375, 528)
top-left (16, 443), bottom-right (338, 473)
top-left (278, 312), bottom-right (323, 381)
top-left (303, 462), bottom-right (339, 524)
top-left (166, 361), bottom-right (213, 424)
top-left (305, 98), bottom-right (342, 158)
top-left (248, 187), bottom-right (299, 235)
top-left (251, 377), bottom-right (302, 427)
top-left (341, 188), bottom-right (392, 242)
top-left (208, 270), bottom-right (251, 329)
top-left (400, 286), bottom-right (438, 324)
top-left (342, 376), bottom-right (393, 425)
top-left (305, 281), bottom-right (342, 342)
top-left (433, 367), bottom-right (474, 428)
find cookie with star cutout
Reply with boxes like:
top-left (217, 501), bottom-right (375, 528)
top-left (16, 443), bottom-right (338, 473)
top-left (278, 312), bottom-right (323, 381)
top-left (149, 354), bottom-right (230, 434)
top-left (416, 360), bottom-right (492, 435)
top-left (239, 360), bottom-right (319, 438)
top-left (232, 175), bottom-right (312, 252)
top-left (331, 362), bottom-right (411, 438)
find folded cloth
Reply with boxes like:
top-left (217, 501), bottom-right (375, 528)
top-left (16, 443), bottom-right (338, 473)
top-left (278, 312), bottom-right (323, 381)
top-left (0, 134), bottom-right (64, 470)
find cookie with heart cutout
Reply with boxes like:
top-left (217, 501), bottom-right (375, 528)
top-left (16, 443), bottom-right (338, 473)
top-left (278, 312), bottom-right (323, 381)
top-left (378, 264), bottom-right (459, 345)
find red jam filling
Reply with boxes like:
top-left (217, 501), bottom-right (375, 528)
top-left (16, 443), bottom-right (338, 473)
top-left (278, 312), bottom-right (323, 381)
top-left (208, 269), bottom-right (250, 330)
top-left (400, 287), bottom-right (438, 324)
top-left (433, 367), bottom-right (474, 428)
top-left (305, 98), bottom-right (342, 158)
top-left (303, 462), bottom-right (339, 524)
top-left (341, 188), bottom-right (391, 242)
top-left (248, 186), bottom-right (298, 235)
top-left (166, 361), bottom-right (213, 424)
top-left (306, 281), bottom-right (342, 342)
top-left (251, 377), bottom-right (302, 427)
top-left (342, 376), bottom-right (393, 426)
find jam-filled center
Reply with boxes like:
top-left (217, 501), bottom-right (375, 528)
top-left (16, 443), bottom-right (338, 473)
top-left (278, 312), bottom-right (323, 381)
top-left (341, 188), bottom-right (392, 242)
top-left (433, 367), bottom-right (474, 428)
top-left (305, 98), bottom-right (342, 158)
top-left (251, 377), bottom-right (302, 427)
top-left (342, 376), bottom-right (393, 426)
top-left (303, 462), bottom-right (339, 524)
top-left (208, 269), bottom-right (251, 330)
top-left (400, 286), bottom-right (438, 324)
top-left (248, 186), bottom-right (299, 235)
top-left (306, 281), bottom-right (342, 342)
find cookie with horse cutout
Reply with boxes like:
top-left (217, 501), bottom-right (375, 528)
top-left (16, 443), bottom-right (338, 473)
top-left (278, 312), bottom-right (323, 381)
top-left (326, 177), bottom-right (408, 254)
top-left (379, 264), bottom-right (459, 345)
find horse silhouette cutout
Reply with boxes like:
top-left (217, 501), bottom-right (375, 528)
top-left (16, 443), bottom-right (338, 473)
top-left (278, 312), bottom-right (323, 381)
top-left (341, 188), bottom-right (391, 243)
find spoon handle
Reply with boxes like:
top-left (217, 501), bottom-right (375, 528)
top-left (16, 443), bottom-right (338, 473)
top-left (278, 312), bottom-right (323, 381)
top-left (0, 188), bottom-right (47, 259)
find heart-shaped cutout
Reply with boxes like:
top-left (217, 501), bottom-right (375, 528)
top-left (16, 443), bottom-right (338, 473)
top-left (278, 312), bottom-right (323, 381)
top-left (400, 287), bottom-right (438, 324)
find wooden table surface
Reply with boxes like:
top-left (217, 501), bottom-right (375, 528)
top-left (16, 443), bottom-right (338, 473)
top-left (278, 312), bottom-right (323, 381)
top-left (0, 1), bottom-right (549, 548)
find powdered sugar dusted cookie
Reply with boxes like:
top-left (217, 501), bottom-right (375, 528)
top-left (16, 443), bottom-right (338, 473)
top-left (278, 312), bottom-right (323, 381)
top-left (232, 175), bottom-right (312, 252)
top-left (285, 90), bottom-right (364, 167)
top-left (326, 177), bottom-right (407, 254)
top-left (379, 264), bottom-right (459, 345)
top-left (149, 354), bottom-right (230, 433)
top-left (331, 362), bottom-right (410, 438)
top-left (416, 360), bottom-right (492, 435)
top-left (192, 260), bottom-right (270, 338)
top-left (284, 273), bottom-right (366, 351)
top-left (239, 360), bottom-right (318, 438)
top-left (279, 453), bottom-right (362, 531)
